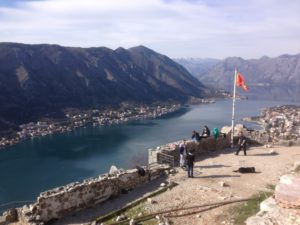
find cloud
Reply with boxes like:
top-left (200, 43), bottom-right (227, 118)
top-left (0, 0), bottom-right (299, 58)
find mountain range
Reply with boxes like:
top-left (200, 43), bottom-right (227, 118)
top-left (175, 53), bottom-right (300, 90)
top-left (0, 43), bottom-right (207, 134)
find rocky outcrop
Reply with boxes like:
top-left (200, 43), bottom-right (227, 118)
top-left (246, 197), bottom-right (300, 225)
top-left (275, 175), bottom-right (300, 209)
top-left (246, 161), bottom-right (300, 225)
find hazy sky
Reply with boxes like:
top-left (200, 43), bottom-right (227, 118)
top-left (0, 0), bottom-right (299, 59)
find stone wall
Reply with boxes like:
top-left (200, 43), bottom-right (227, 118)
top-left (149, 134), bottom-right (231, 167)
top-left (148, 124), bottom-right (271, 166)
top-left (148, 124), bottom-right (270, 166)
top-left (16, 166), bottom-right (169, 225)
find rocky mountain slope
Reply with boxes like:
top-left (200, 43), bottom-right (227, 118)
top-left (175, 54), bottom-right (300, 90)
top-left (0, 43), bottom-right (207, 133)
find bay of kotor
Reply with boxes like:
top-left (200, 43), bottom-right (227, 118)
top-left (0, 97), bottom-right (299, 209)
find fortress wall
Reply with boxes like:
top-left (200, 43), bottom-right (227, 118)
top-left (149, 124), bottom-right (270, 166)
top-left (17, 166), bottom-right (168, 224)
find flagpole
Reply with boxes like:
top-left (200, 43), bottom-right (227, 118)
top-left (231, 68), bottom-right (237, 148)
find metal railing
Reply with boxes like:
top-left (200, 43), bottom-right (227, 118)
top-left (157, 151), bottom-right (175, 167)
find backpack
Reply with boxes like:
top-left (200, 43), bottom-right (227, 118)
top-left (234, 167), bottom-right (255, 173)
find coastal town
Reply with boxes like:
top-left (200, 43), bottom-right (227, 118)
top-left (0, 96), bottom-right (220, 150)
top-left (0, 103), bottom-right (184, 149)
top-left (2, 100), bottom-right (299, 150)
top-left (250, 105), bottom-right (300, 144)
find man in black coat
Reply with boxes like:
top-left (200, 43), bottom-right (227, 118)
top-left (235, 132), bottom-right (247, 156)
top-left (186, 149), bottom-right (195, 178)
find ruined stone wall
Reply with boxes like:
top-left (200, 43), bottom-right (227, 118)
top-left (17, 166), bottom-right (168, 224)
top-left (149, 124), bottom-right (271, 166)
top-left (149, 135), bottom-right (231, 166)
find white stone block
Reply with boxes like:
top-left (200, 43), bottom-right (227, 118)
top-left (260, 197), bottom-right (276, 212)
top-left (160, 182), bottom-right (166, 187)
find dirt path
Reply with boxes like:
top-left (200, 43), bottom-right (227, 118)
top-left (146, 145), bottom-right (300, 225)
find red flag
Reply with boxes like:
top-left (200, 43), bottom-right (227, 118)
top-left (236, 72), bottom-right (249, 91)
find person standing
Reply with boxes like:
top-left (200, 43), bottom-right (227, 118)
top-left (179, 140), bottom-right (187, 168)
top-left (235, 132), bottom-right (247, 156)
top-left (186, 149), bottom-right (195, 178)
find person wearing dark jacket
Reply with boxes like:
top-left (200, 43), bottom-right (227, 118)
top-left (235, 132), bottom-right (247, 156)
top-left (201, 125), bottom-right (210, 137)
top-left (191, 130), bottom-right (201, 142)
top-left (186, 149), bottom-right (195, 178)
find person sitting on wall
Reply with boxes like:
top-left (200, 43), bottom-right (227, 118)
top-left (191, 130), bottom-right (201, 142)
top-left (201, 125), bottom-right (210, 138)
top-left (136, 166), bottom-right (146, 176)
top-left (212, 127), bottom-right (220, 139)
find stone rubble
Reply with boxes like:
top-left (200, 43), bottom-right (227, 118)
top-left (246, 161), bottom-right (300, 225)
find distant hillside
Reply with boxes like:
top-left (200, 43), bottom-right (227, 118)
top-left (173, 58), bottom-right (220, 77)
top-left (175, 54), bottom-right (300, 90)
top-left (0, 43), bottom-right (207, 132)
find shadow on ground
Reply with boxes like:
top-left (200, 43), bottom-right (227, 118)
top-left (195, 174), bottom-right (241, 179)
top-left (250, 153), bottom-right (279, 156)
top-left (195, 164), bottom-right (232, 168)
